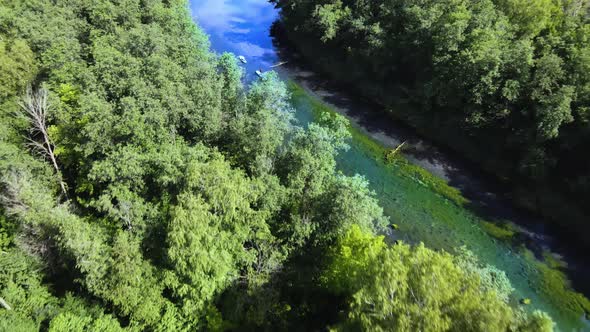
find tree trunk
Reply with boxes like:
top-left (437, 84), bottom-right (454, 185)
top-left (0, 297), bottom-right (11, 310)
top-left (19, 86), bottom-right (68, 199)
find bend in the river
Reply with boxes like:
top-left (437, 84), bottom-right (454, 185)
top-left (190, 1), bottom-right (590, 330)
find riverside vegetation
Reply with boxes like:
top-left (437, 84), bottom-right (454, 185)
top-left (271, 0), bottom-right (590, 246)
top-left (0, 0), bottom-right (558, 330)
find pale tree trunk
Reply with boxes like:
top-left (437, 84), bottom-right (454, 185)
top-left (0, 297), bottom-right (11, 310)
top-left (565, 0), bottom-right (589, 17)
top-left (19, 86), bottom-right (68, 199)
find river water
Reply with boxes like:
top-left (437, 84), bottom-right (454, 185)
top-left (190, 1), bottom-right (590, 330)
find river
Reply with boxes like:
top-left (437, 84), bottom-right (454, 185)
top-left (190, 1), bottom-right (590, 330)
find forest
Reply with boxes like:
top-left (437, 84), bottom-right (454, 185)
top-left (0, 0), bottom-right (557, 331)
top-left (271, 0), bottom-right (590, 244)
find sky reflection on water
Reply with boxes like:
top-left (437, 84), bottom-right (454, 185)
top-left (190, 0), bottom-right (279, 74)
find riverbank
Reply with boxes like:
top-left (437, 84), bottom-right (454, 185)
top-left (267, 21), bottom-right (590, 330)
top-left (285, 78), bottom-right (590, 330)
top-left (190, 1), bottom-right (590, 327)
top-left (270, 21), bottom-right (590, 255)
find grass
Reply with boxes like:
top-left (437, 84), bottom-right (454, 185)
top-left (481, 221), bottom-right (517, 241)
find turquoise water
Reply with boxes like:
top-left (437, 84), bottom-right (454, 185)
top-left (190, 1), bottom-right (589, 330)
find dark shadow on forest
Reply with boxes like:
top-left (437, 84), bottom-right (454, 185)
top-left (216, 245), bottom-right (346, 331)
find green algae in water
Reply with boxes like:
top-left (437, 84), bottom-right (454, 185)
top-left (287, 80), bottom-right (590, 331)
top-left (288, 81), bottom-right (467, 207)
top-left (522, 249), bottom-right (590, 320)
top-left (481, 221), bottom-right (517, 242)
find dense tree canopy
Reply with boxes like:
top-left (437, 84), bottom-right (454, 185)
top-left (323, 226), bottom-right (553, 331)
top-left (272, 0), bottom-right (590, 240)
top-left (0, 0), bottom-right (555, 330)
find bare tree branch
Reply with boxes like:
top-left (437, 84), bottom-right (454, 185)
top-left (18, 86), bottom-right (68, 199)
top-left (0, 297), bottom-right (11, 310)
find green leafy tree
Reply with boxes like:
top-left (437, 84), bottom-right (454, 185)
top-left (0, 38), bottom-right (36, 100)
top-left (496, 0), bottom-right (557, 36)
top-left (217, 52), bottom-right (244, 114)
top-left (324, 226), bottom-right (554, 331)
top-left (277, 113), bottom-right (350, 246)
top-left (317, 174), bottom-right (388, 242)
top-left (48, 312), bottom-right (123, 332)
top-left (313, 1), bottom-right (351, 42)
top-left (166, 152), bottom-right (284, 326)
top-left (0, 249), bottom-right (56, 330)
top-left (322, 225), bottom-right (386, 294)
top-left (225, 71), bottom-right (294, 175)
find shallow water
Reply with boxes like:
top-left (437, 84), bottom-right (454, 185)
top-left (190, 1), bottom-right (590, 330)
